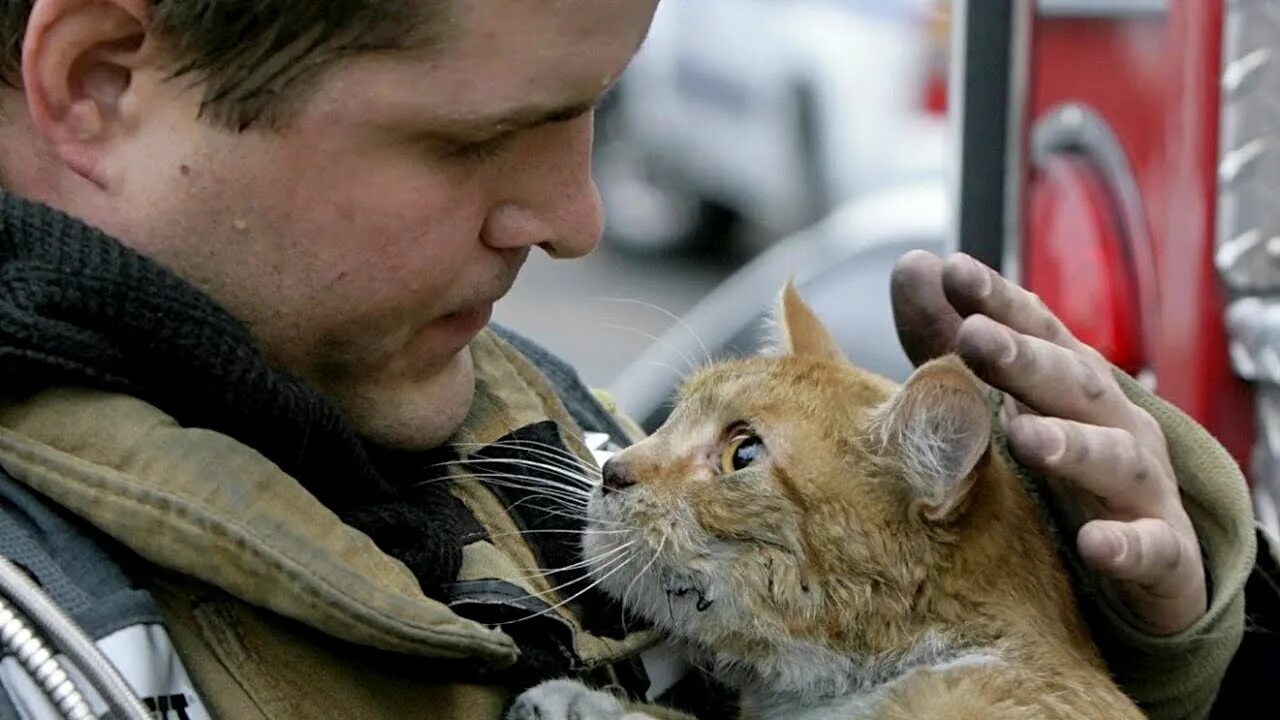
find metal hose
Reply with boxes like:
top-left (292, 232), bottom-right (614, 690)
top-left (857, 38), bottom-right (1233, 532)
top-left (0, 555), bottom-right (152, 720)
top-left (0, 598), bottom-right (94, 720)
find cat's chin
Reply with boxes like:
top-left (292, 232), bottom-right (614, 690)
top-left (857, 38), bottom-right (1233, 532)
top-left (583, 487), bottom-right (772, 649)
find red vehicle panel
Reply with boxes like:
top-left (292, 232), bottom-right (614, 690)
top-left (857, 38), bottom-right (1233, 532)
top-left (1021, 1), bottom-right (1255, 470)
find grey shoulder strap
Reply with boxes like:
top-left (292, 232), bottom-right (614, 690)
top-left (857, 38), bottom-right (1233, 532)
top-left (491, 324), bottom-right (633, 444)
top-left (0, 469), bottom-right (161, 639)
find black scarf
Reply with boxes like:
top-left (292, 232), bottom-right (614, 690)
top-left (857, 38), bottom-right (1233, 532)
top-left (0, 190), bottom-right (468, 599)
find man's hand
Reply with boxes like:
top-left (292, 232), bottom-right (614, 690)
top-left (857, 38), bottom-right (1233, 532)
top-left (891, 250), bottom-right (1206, 635)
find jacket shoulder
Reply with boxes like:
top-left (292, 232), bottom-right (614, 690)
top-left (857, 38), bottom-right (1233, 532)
top-left (491, 324), bottom-right (642, 444)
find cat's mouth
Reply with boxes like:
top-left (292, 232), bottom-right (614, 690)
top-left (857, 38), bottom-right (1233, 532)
top-left (667, 582), bottom-right (714, 612)
top-left (583, 492), bottom-right (725, 627)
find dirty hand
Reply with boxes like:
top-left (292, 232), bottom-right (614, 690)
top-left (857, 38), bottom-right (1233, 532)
top-left (890, 250), bottom-right (1205, 635)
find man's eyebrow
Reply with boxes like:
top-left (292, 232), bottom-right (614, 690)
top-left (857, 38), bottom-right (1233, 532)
top-left (446, 98), bottom-right (601, 134)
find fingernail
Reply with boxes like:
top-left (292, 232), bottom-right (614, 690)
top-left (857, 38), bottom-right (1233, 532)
top-left (1031, 420), bottom-right (1065, 464)
top-left (963, 254), bottom-right (993, 298)
top-left (972, 325), bottom-right (1017, 367)
top-left (994, 329), bottom-right (1017, 366)
top-left (1110, 530), bottom-right (1129, 564)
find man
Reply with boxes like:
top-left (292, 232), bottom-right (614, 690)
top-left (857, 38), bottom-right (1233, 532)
top-left (0, 1), bottom-right (1259, 719)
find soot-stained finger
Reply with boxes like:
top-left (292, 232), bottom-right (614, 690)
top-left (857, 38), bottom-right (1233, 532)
top-left (891, 250), bottom-right (963, 366)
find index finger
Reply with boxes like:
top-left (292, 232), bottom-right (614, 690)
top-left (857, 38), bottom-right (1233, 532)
top-left (957, 314), bottom-right (1138, 429)
top-left (941, 253), bottom-right (1083, 351)
top-left (890, 250), bottom-right (963, 366)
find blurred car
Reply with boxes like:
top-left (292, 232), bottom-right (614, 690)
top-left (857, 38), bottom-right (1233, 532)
top-left (609, 177), bottom-right (948, 431)
top-left (593, 0), bottom-right (950, 256)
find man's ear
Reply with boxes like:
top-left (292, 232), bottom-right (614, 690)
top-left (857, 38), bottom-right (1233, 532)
top-left (871, 356), bottom-right (991, 521)
top-left (21, 0), bottom-right (152, 186)
top-left (773, 280), bottom-right (846, 362)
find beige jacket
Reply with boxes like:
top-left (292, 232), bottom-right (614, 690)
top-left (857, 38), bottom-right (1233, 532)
top-left (0, 333), bottom-right (1256, 719)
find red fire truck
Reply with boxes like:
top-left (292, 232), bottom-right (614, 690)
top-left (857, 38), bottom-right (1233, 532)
top-left (952, 1), bottom-right (1279, 709)
top-left (955, 0), bottom-right (1274, 529)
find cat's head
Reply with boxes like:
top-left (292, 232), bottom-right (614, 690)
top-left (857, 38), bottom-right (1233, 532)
top-left (584, 283), bottom-right (997, 664)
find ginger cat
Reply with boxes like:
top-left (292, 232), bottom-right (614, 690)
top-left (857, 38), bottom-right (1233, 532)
top-left (509, 284), bottom-right (1144, 720)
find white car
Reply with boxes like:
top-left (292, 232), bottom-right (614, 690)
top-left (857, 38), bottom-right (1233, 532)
top-left (594, 0), bottom-right (949, 255)
top-left (610, 177), bottom-right (950, 431)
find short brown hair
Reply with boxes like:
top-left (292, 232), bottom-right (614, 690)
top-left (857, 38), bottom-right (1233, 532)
top-left (1, 1), bottom-right (454, 130)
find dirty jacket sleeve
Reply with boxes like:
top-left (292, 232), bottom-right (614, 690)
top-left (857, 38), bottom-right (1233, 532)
top-left (1070, 371), bottom-right (1256, 720)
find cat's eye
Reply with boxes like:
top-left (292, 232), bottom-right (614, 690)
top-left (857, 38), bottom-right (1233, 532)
top-left (720, 433), bottom-right (766, 474)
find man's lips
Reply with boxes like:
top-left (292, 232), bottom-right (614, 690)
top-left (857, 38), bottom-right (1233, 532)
top-left (433, 303), bottom-right (494, 339)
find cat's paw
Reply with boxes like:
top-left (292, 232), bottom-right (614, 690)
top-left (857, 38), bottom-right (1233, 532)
top-left (506, 679), bottom-right (649, 720)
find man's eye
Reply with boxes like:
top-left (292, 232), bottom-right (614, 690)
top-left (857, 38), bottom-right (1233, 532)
top-left (444, 133), bottom-right (512, 162)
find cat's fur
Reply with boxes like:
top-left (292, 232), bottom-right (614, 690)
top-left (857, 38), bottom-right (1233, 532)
top-left (511, 284), bottom-right (1145, 720)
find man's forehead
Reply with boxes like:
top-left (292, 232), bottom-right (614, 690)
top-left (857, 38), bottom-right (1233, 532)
top-left (414, 0), bottom-right (650, 111)
top-left (335, 1), bottom-right (646, 135)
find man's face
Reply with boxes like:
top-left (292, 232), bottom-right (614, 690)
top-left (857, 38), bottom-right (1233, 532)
top-left (75, 0), bottom-right (659, 449)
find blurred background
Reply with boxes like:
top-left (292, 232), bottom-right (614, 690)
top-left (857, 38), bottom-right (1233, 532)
top-left (494, 0), bottom-right (1280, 536)
top-left (496, 0), bottom-right (950, 386)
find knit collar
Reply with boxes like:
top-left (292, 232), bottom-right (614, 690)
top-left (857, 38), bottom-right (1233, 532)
top-left (0, 190), bottom-right (466, 597)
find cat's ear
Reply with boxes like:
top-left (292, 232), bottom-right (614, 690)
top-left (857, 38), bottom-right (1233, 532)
top-left (774, 281), bottom-right (846, 362)
top-left (872, 357), bottom-right (991, 521)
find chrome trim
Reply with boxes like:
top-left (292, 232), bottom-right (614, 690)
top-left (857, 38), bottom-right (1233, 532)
top-left (945, 0), bottom-right (967, 256)
top-left (1036, 0), bottom-right (1168, 18)
top-left (1030, 103), bottom-right (1160, 374)
top-left (1218, 0), bottom-right (1280, 538)
top-left (1002, 0), bottom-right (1033, 287)
top-left (1216, 1), bottom-right (1280, 292)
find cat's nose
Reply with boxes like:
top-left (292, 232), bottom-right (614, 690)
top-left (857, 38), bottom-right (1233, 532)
top-left (600, 457), bottom-right (636, 495)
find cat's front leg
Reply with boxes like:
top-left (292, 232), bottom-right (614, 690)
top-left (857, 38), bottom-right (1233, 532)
top-left (506, 679), bottom-right (656, 720)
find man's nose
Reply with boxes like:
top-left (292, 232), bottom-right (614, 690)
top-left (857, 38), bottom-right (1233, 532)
top-left (600, 457), bottom-right (636, 495)
top-left (479, 199), bottom-right (602, 260)
top-left (479, 115), bottom-right (603, 259)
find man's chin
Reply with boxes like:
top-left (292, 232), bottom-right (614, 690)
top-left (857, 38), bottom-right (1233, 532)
top-left (340, 347), bottom-right (478, 451)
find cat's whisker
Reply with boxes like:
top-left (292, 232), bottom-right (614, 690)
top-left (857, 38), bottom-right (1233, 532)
top-left (486, 527), bottom-right (630, 540)
top-left (487, 494), bottom-right (627, 527)
top-left (481, 549), bottom-right (634, 612)
top-left (492, 551), bottom-right (638, 626)
top-left (406, 475), bottom-right (588, 512)
top-left (620, 534), bottom-right (667, 634)
top-left (596, 296), bottom-right (713, 368)
top-left (502, 496), bottom-right (586, 519)
top-left (490, 491), bottom-right (589, 514)
top-left (687, 654), bottom-right (716, 679)
top-left (488, 525), bottom-right (629, 535)
top-left (1253, 562), bottom-right (1280, 600)
top-left (421, 454), bottom-right (596, 490)
top-left (451, 440), bottom-right (602, 481)
top-left (462, 473), bottom-right (595, 504)
top-left (429, 457), bottom-right (596, 490)
top-left (601, 322), bottom-right (700, 376)
top-left (452, 437), bottom-right (598, 471)
top-left (637, 358), bottom-right (693, 384)
top-left (473, 460), bottom-right (599, 491)
top-left (453, 456), bottom-right (599, 490)
top-left (418, 470), bottom-right (595, 505)
top-left (455, 485), bottom-right (589, 518)
top-left (408, 470), bottom-right (629, 527)
top-left (507, 505), bottom-right (628, 530)
top-left (508, 541), bottom-right (638, 582)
